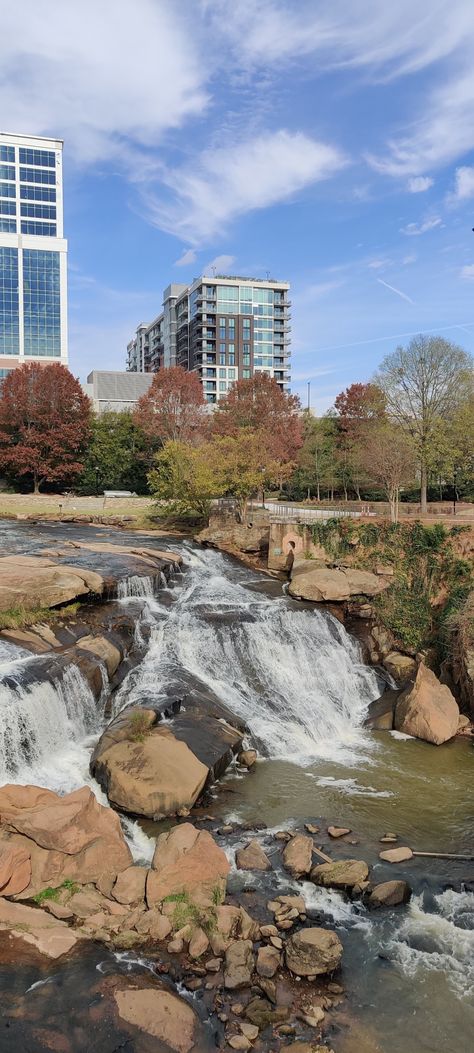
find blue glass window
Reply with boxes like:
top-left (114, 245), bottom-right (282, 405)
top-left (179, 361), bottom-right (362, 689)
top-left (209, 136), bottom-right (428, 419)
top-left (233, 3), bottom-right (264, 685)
top-left (0, 248), bottom-right (19, 355)
top-left (0, 201), bottom-right (16, 216)
top-left (21, 222), bottom-right (57, 236)
top-left (0, 146), bottom-right (15, 162)
top-left (0, 183), bottom-right (16, 198)
top-left (0, 165), bottom-right (15, 181)
top-left (19, 148), bottom-right (55, 168)
top-left (21, 204), bottom-right (56, 220)
top-left (0, 368), bottom-right (13, 382)
top-left (0, 219), bottom-right (16, 233)
top-left (20, 186), bottom-right (56, 202)
top-left (20, 168), bottom-right (56, 185)
top-left (23, 249), bottom-right (61, 357)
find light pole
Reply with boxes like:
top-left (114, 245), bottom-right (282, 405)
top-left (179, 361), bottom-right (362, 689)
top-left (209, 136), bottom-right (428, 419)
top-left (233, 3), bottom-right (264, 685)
top-left (307, 380), bottom-right (311, 412)
top-left (95, 466), bottom-right (100, 497)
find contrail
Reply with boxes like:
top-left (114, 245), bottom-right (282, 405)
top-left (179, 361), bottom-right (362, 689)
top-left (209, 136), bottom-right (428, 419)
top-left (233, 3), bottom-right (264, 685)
top-left (308, 322), bottom-right (474, 356)
top-left (377, 278), bottom-right (414, 304)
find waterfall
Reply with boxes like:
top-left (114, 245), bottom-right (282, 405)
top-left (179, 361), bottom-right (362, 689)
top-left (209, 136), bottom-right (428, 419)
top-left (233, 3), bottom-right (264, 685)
top-left (116, 545), bottom-right (382, 764)
top-left (117, 575), bottom-right (156, 598)
top-left (0, 661), bottom-right (103, 789)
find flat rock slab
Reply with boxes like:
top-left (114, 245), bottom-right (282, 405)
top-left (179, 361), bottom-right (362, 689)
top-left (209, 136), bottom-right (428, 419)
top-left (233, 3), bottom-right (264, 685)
top-left (0, 897), bottom-right (79, 958)
top-left (379, 847), bottom-right (413, 863)
top-left (115, 986), bottom-right (201, 1052)
top-left (311, 859), bottom-right (369, 890)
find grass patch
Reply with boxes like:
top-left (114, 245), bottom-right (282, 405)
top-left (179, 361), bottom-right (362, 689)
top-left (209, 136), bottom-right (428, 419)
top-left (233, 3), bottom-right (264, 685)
top-left (0, 602), bottom-right (80, 632)
top-left (129, 710), bottom-right (153, 743)
top-left (33, 879), bottom-right (79, 905)
top-left (163, 890), bottom-right (218, 935)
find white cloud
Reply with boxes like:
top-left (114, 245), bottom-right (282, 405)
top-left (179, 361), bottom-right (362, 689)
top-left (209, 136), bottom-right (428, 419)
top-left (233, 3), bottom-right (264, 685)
top-left (204, 255), bottom-right (236, 274)
top-left (448, 166), bottom-right (474, 203)
top-left (174, 248), bottom-right (197, 267)
top-left (407, 176), bottom-right (433, 193)
top-left (461, 264), bottom-right (474, 280)
top-left (400, 216), bottom-right (442, 236)
top-left (145, 130), bottom-right (347, 242)
top-left (0, 1), bottom-right (208, 163)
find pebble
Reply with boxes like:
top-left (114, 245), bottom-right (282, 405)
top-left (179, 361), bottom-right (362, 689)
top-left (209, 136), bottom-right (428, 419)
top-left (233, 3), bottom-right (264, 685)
top-left (240, 1023), bottom-right (259, 1040)
top-left (274, 831), bottom-right (291, 841)
top-left (228, 1037), bottom-right (251, 1051)
top-left (380, 834), bottom-right (398, 843)
top-left (328, 825), bottom-right (351, 838)
top-left (206, 958), bottom-right (223, 972)
top-left (327, 982), bottom-right (344, 994)
top-left (167, 938), bottom-right (184, 953)
top-left (305, 823), bottom-right (320, 834)
top-left (231, 1003), bottom-right (244, 1016)
top-left (270, 936), bottom-right (283, 949)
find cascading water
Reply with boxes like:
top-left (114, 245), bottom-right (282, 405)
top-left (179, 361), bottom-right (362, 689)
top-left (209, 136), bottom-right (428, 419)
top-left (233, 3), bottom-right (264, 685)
top-left (115, 544), bottom-right (382, 764)
top-left (117, 574), bottom-right (156, 599)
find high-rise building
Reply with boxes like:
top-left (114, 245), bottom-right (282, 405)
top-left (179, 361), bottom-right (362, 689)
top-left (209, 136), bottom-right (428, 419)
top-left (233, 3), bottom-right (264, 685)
top-left (126, 275), bottom-right (291, 402)
top-left (0, 131), bottom-right (68, 385)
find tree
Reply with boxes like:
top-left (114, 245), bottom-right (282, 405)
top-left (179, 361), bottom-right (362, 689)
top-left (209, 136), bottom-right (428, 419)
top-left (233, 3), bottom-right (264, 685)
top-left (333, 383), bottom-right (386, 500)
top-left (134, 366), bottom-right (206, 446)
top-left (374, 335), bottom-right (473, 513)
top-left (0, 363), bottom-right (91, 493)
top-left (211, 430), bottom-right (282, 519)
top-left (211, 373), bottom-right (302, 465)
top-left (295, 414), bottom-right (339, 501)
top-left (79, 412), bottom-right (149, 494)
top-left (148, 440), bottom-right (219, 518)
top-left (359, 422), bottom-right (416, 522)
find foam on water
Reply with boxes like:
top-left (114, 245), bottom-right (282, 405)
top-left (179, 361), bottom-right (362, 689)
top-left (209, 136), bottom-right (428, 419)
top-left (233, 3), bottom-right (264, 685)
top-left (387, 888), bottom-right (474, 998)
top-left (309, 774), bottom-right (394, 797)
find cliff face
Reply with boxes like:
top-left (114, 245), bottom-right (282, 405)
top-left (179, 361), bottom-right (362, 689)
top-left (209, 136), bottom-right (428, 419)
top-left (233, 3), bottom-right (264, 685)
top-left (451, 591), bottom-right (474, 718)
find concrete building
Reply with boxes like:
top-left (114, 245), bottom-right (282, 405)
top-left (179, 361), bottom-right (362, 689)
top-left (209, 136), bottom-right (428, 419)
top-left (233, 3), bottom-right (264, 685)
top-left (84, 370), bottom-right (153, 414)
top-left (126, 275), bottom-right (291, 403)
top-left (0, 131), bottom-right (68, 384)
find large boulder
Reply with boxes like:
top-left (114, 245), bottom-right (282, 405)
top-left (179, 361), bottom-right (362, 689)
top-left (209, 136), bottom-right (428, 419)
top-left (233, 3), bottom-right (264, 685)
top-left (365, 689), bottom-right (398, 730)
top-left (224, 939), bottom-right (255, 989)
top-left (394, 664), bottom-right (459, 744)
top-left (282, 834), bottom-right (313, 877)
top-left (0, 555), bottom-right (104, 612)
top-left (236, 840), bottom-right (272, 871)
top-left (0, 897), bottom-right (79, 958)
top-left (146, 823), bottom-right (229, 908)
top-left (285, 927), bottom-right (343, 977)
top-left (383, 652), bottom-right (417, 684)
top-left (289, 565), bottom-right (390, 603)
top-left (0, 784), bottom-right (132, 898)
top-left (368, 880), bottom-right (411, 909)
top-left (311, 859), bottom-right (369, 891)
top-left (114, 987), bottom-right (201, 1053)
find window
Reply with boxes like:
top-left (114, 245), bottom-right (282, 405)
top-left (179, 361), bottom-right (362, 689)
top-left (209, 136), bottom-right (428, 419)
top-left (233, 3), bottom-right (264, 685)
top-left (0, 201), bottom-right (16, 215)
top-left (23, 249), bottom-right (61, 357)
top-left (219, 381), bottom-right (227, 392)
top-left (217, 285), bottom-right (238, 301)
top-left (228, 353), bottom-right (235, 365)
top-left (0, 165), bottom-right (15, 181)
top-left (19, 148), bottom-right (55, 168)
top-left (243, 318), bottom-right (251, 329)
top-left (21, 204), bottom-right (56, 220)
top-left (220, 352), bottom-right (226, 365)
top-left (0, 367), bottom-right (13, 385)
top-left (243, 369), bottom-right (251, 378)
top-left (21, 222), bottom-right (57, 235)
top-left (20, 186), bottom-right (56, 201)
top-left (243, 354), bottom-right (250, 366)
top-left (0, 146), bottom-right (14, 162)
top-left (243, 342), bottom-right (250, 352)
top-left (228, 318), bottom-right (235, 329)
top-left (0, 219), bottom-right (16, 233)
top-left (219, 341), bottom-right (226, 353)
top-left (20, 168), bottom-right (56, 185)
top-left (0, 183), bottom-right (16, 198)
top-left (219, 319), bottom-right (226, 339)
top-left (228, 368), bottom-right (236, 380)
top-left (228, 343), bottom-right (235, 354)
top-left (0, 247), bottom-right (19, 355)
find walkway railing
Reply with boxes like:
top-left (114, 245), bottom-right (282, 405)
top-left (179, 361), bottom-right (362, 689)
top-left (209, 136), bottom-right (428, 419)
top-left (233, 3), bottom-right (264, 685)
top-left (261, 502), bottom-right (364, 522)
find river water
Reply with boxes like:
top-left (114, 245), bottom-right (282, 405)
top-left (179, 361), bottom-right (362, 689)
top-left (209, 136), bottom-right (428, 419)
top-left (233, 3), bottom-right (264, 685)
top-left (0, 525), bottom-right (472, 1051)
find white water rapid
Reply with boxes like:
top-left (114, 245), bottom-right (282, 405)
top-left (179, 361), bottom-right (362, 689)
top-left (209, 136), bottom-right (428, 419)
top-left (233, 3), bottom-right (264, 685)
top-left (115, 543), bottom-right (382, 765)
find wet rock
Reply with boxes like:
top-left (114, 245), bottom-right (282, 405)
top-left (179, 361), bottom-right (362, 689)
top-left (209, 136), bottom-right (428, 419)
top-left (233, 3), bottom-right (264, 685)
top-left (394, 663), bottom-right (459, 745)
top-left (114, 987), bottom-right (200, 1052)
top-left (327, 826), bottom-right (351, 838)
top-left (285, 927), bottom-right (343, 977)
top-left (274, 831), bottom-right (292, 842)
top-left (236, 840), bottom-right (272, 872)
top-left (256, 945), bottom-right (280, 977)
top-left (368, 880), bottom-right (411, 908)
top-left (244, 996), bottom-right (289, 1028)
top-left (224, 940), bottom-right (255, 989)
top-left (0, 896), bottom-right (79, 958)
top-left (380, 834), bottom-right (398, 843)
top-left (365, 689), bottom-right (398, 730)
top-left (311, 859), bottom-right (369, 890)
top-left (0, 784), bottom-right (132, 898)
top-left (305, 824), bottom-right (320, 834)
top-left (275, 894), bottom-right (306, 914)
top-left (300, 1005), bottom-right (325, 1027)
top-left (379, 847), bottom-right (413, 863)
top-left (76, 634), bottom-right (122, 677)
top-left (112, 865), bottom-right (147, 905)
top-left (238, 750), bottom-right (258, 769)
top-left (147, 823), bottom-right (229, 907)
top-left (257, 976), bottom-right (277, 1003)
top-left (282, 834), bottom-right (313, 877)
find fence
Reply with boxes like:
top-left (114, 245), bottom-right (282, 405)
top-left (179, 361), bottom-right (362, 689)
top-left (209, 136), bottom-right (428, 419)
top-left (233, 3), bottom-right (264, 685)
top-left (261, 501), bottom-right (365, 522)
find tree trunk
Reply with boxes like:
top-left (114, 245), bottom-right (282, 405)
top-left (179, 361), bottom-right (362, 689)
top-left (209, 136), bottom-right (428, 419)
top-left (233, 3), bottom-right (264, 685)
top-left (33, 473), bottom-right (40, 495)
top-left (420, 461), bottom-right (428, 514)
top-left (317, 481), bottom-right (320, 502)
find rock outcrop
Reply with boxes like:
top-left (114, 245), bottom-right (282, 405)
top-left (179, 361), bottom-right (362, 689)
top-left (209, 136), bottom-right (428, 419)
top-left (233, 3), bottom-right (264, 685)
top-left (0, 784), bottom-right (132, 898)
top-left (368, 880), bottom-right (411, 908)
top-left (394, 664), bottom-right (459, 744)
top-left (146, 823), bottom-right (229, 908)
top-left (285, 927), bottom-right (343, 977)
top-left (282, 834), bottom-right (313, 877)
top-left (289, 564), bottom-right (391, 603)
top-left (0, 896), bottom-right (80, 958)
top-left (310, 859), bottom-right (369, 891)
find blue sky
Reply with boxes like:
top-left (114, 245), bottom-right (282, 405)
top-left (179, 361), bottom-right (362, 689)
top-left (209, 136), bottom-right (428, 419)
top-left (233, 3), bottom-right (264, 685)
top-left (3, 0), bottom-right (474, 411)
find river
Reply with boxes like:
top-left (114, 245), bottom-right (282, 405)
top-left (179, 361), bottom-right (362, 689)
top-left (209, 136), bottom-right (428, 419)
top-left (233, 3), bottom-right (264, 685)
top-left (0, 523), bottom-right (472, 1052)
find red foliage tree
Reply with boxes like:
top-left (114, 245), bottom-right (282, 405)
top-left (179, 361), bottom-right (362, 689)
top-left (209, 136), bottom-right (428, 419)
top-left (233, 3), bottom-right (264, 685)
top-left (211, 373), bottom-right (302, 464)
top-left (334, 382), bottom-right (386, 437)
top-left (0, 363), bottom-right (91, 493)
top-left (134, 366), bottom-right (206, 446)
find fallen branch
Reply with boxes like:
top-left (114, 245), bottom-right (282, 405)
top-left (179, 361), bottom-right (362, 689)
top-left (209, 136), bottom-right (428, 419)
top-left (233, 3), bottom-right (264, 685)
top-left (312, 846), bottom-right (333, 864)
top-left (412, 851), bottom-right (474, 860)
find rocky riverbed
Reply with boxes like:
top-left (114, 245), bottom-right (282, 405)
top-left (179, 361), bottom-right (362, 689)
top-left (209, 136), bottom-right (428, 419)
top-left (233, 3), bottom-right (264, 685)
top-left (0, 520), bottom-right (472, 1053)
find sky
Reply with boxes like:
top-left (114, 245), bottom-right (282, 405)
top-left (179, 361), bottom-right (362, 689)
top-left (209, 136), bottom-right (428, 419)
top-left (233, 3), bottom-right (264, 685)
top-left (2, 0), bottom-right (474, 412)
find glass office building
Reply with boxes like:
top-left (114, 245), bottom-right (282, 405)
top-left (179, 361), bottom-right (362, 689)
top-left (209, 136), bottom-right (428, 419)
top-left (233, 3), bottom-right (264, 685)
top-left (127, 275), bottom-right (291, 403)
top-left (0, 132), bottom-right (68, 381)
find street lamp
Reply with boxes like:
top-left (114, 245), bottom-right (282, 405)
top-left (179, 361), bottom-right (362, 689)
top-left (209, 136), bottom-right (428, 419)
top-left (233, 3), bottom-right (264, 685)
top-left (95, 466), bottom-right (100, 497)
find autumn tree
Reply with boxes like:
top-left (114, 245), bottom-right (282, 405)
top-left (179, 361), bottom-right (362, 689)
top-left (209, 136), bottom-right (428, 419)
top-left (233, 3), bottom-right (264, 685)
top-left (374, 336), bottom-right (473, 513)
top-left (359, 422), bottom-right (416, 522)
top-left (0, 363), bottom-right (91, 493)
top-left (333, 383), bottom-right (386, 500)
top-left (148, 440), bottom-right (219, 518)
top-left (212, 429), bottom-right (282, 519)
top-left (211, 373), bottom-right (302, 466)
top-left (79, 411), bottom-right (148, 494)
top-left (134, 366), bottom-right (206, 447)
top-left (294, 414), bottom-right (338, 501)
